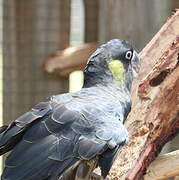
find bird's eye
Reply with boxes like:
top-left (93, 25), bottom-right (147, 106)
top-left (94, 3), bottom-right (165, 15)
top-left (125, 50), bottom-right (133, 60)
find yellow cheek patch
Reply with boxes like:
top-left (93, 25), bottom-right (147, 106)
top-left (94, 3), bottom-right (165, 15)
top-left (108, 59), bottom-right (125, 81)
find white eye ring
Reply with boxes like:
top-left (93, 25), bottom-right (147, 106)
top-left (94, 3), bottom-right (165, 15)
top-left (125, 51), bottom-right (133, 60)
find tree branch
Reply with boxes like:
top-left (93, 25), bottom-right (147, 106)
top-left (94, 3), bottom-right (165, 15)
top-left (108, 10), bottom-right (179, 180)
top-left (43, 42), bottom-right (97, 76)
top-left (144, 150), bottom-right (179, 180)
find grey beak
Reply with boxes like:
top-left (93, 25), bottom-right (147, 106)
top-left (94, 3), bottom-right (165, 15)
top-left (131, 50), bottom-right (140, 78)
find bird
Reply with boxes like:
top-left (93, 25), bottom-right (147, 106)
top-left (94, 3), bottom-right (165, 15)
top-left (0, 39), bottom-right (139, 180)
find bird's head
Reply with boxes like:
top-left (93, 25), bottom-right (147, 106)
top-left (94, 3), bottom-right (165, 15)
top-left (83, 39), bottom-right (140, 89)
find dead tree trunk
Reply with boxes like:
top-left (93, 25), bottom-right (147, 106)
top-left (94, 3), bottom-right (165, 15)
top-left (108, 10), bottom-right (179, 180)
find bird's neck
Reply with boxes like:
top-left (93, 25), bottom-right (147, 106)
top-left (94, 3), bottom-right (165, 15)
top-left (83, 71), bottom-right (112, 88)
top-left (83, 70), bottom-right (133, 96)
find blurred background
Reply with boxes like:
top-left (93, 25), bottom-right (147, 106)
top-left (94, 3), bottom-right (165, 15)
top-left (1, 0), bottom-right (179, 174)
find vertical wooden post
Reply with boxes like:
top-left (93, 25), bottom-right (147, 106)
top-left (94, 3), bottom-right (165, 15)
top-left (83, 0), bottom-right (99, 43)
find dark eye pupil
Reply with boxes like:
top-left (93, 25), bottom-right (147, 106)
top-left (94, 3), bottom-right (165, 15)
top-left (126, 51), bottom-right (132, 59)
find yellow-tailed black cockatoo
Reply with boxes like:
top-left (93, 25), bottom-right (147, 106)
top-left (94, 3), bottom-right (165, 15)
top-left (0, 39), bottom-right (139, 180)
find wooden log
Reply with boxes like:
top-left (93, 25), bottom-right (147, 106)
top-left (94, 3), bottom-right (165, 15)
top-left (43, 42), bottom-right (97, 76)
top-left (107, 10), bottom-right (179, 180)
top-left (144, 150), bottom-right (179, 180)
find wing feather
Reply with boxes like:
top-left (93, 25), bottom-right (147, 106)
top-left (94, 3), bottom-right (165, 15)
top-left (0, 98), bottom-right (51, 155)
top-left (1, 94), bottom-right (129, 180)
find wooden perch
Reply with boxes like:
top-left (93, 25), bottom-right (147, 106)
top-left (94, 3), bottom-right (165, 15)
top-left (107, 10), bottom-right (179, 180)
top-left (144, 150), bottom-right (179, 180)
top-left (43, 42), bottom-right (97, 76)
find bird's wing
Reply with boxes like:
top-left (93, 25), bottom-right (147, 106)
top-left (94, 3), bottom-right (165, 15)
top-left (1, 94), bottom-right (128, 180)
top-left (0, 94), bottom-right (96, 179)
top-left (1, 96), bottom-right (81, 180)
top-left (0, 97), bottom-right (53, 155)
top-left (0, 92), bottom-right (74, 155)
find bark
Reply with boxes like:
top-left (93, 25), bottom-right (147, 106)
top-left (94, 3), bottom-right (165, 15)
top-left (108, 10), bottom-right (179, 180)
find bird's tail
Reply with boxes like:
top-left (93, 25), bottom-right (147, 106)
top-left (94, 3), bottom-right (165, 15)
top-left (0, 123), bottom-right (25, 156)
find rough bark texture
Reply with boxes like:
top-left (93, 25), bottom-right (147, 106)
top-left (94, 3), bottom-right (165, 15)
top-left (108, 10), bottom-right (179, 180)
